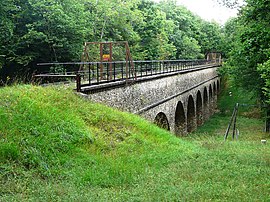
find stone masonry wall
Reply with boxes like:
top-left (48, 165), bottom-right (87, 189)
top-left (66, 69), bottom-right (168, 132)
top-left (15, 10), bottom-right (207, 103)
top-left (87, 67), bottom-right (219, 113)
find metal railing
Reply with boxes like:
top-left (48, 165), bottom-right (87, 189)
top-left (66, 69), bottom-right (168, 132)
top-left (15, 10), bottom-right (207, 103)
top-left (224, 103), bottom-right (239, 141)
top-left (36, 59), bottom-right (222, 92)
top-left (79, 59), bottom-right (221, 88)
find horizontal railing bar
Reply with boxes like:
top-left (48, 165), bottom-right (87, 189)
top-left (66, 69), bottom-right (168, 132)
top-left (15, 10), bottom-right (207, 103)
top-left (34, 74), bottom-right (77, 77)
top-left (37, 59), bottom-right (215, 66)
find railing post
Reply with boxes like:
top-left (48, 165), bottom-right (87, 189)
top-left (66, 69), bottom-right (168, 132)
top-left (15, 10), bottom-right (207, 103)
top-left (97, 63), bottom-right (99, 83)
top-left (76, 73), bottom-right (81, 92)
top-left (151, 60), bottom-right (153, 76)
top-left (121, 62), bottom-right (124, 80)
top-left (88, 64), bottom-right (91, 85)
top-left (113, 63), bottom-right (116, 81)
top-left (31, 72), bottom-right (36, 84)
top-left (106, 62), bottom-right (109, 81)
top-left (140, 62), bottom-right (143, 77)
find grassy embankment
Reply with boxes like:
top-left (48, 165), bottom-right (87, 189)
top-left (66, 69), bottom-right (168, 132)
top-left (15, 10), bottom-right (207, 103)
top-left (0, 83), bottom-right (269, 201)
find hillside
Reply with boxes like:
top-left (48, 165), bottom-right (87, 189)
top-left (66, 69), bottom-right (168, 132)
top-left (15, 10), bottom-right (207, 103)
top-left (0, 85), bottom-right (269, 201)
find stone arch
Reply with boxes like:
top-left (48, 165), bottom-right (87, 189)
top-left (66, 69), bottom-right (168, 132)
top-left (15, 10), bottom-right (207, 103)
top-left (209, 84), bottom-right (213, 100)
top-left (203, 86), bottom-right (208, 107)
top-left (154, 112), bottom-right (170, 131)
top-left (175, 101), bottom-right (186, 135)
top-left (209, 84), bottom-right (214, 115)
top-left (213, 82), bottom-right (217, 95)
top-left (196, 90), bottom-right (203, 127)
top-left (213, 81), bottom-right (218, 110)
top-left (217, 80), bottom-right (220, 94)
top-left (187, 95), bottom-right (196, 133)
top-left (203, 86), bottom-right (209, 121)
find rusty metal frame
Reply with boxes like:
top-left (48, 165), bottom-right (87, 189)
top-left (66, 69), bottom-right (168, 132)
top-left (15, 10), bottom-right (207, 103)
top-left (80, 41), bottom-right (136, 82)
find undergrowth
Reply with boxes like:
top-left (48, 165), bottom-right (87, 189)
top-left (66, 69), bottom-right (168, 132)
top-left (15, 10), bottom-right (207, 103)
top-left (0, 84), bottom-right (269, 201)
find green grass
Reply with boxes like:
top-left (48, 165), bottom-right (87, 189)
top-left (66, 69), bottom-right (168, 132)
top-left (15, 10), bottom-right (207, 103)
top-left (0, 84), bottom-right (269, 201)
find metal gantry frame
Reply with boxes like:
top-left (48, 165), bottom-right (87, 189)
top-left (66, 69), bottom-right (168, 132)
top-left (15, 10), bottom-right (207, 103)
top-left (80, 41), bottom-right (136, 82)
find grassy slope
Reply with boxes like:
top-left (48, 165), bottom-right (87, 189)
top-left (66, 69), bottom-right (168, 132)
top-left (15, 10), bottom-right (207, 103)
top-left (0, 84), bottom-right (269, 201)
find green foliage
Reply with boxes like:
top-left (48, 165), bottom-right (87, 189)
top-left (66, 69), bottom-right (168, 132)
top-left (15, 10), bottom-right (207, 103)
top-left (199, 21), bottom-right (224, 54)
top-left (258, 59), bottom-right (270, 104)
top-left (224, 0), bottom-right (270, 103)
top-left (222, 18), bottom-right (239, 58)
top-left (0, 0), bottom-right (15, 47)
top-left (0, 0), bottom-right (225, 82)
top-left (159, 1), bottom-right (224, 59)
top-left (210, 1), bottom-right (270, 129)
top-left (216, 0), bottom-right (243, 8)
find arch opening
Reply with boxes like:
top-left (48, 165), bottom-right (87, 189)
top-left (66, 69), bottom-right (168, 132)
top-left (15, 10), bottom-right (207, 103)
top-left (203, 87), bottom-right (208, 107)
top-left (175, 101), bottom-right (186, 135)
top-left (209, 84), bottom-right (213, 99)
top-left (196, 91), bottom-right (203, 127)
top-left (187, 95), bottom-right (196, 133)
top-left (217, 80), bottom-right (220, 94)
top-left (203, 87), bottom-right (209, 121)
top-left (209, 84), bottom-right (214, 115)
top-left (213, 82), bottom-right (217, 95)
top-left (154, 112), bottom-right (170, 131)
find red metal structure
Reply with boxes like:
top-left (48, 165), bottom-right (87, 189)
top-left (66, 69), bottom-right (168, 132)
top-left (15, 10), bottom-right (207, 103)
top-left (80, 41), bottom-right (135, 81)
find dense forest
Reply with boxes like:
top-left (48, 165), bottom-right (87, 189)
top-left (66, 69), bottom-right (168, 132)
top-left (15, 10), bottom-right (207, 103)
top-left (0, 0), bottom-right (224, 82)
top-left (221, 0), bottom-right (270, 128)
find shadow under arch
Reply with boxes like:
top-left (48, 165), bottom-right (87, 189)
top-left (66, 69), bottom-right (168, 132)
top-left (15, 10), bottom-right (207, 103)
top-left (175, 101), bottom-right (186, 135)
top-left (209, 84), bottom-right (213, 100)
top-left (217, 80), bottom-right (220, 94)
top-left (203, 86), bottom-right (208, 107)
top-left (187, 95), bottom-right (196, 133)
top-left (213, 82), bottom-right (217, 95)
top-left (196, 90), bottom-right (203, 127)
top-left (154, 112), bottom-right (170, 131)
top-left (209, 84), bottom-right (214, 115)
top-left (203, 86), bottom-right (209, 121)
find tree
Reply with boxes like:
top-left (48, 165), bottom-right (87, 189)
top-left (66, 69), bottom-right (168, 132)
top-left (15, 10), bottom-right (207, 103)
top-left (0, 0), bottom-right (89, 80)
top-left (159, 1), bottom-right (202, 59)
top-left (159, 0), bottom-right (224, 59)
top-left (224, 0), bottom-right (270, 131)
top-left (135, 0), bottom-right (176, 60)
top-left (84, 0), bottom-right (144, 60)
top-left (199, 21), bottom-right (224, 54)
top-left (226, 0), bottom-right (270, 95)
top-left (216, 0), bottom-right (245, 8)
top-left (0, 0), bottom-right (16, 70)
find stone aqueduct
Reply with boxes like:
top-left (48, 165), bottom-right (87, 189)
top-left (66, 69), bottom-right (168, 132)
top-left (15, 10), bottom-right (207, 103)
top-left (82, 66), bottom-right (220, 135)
